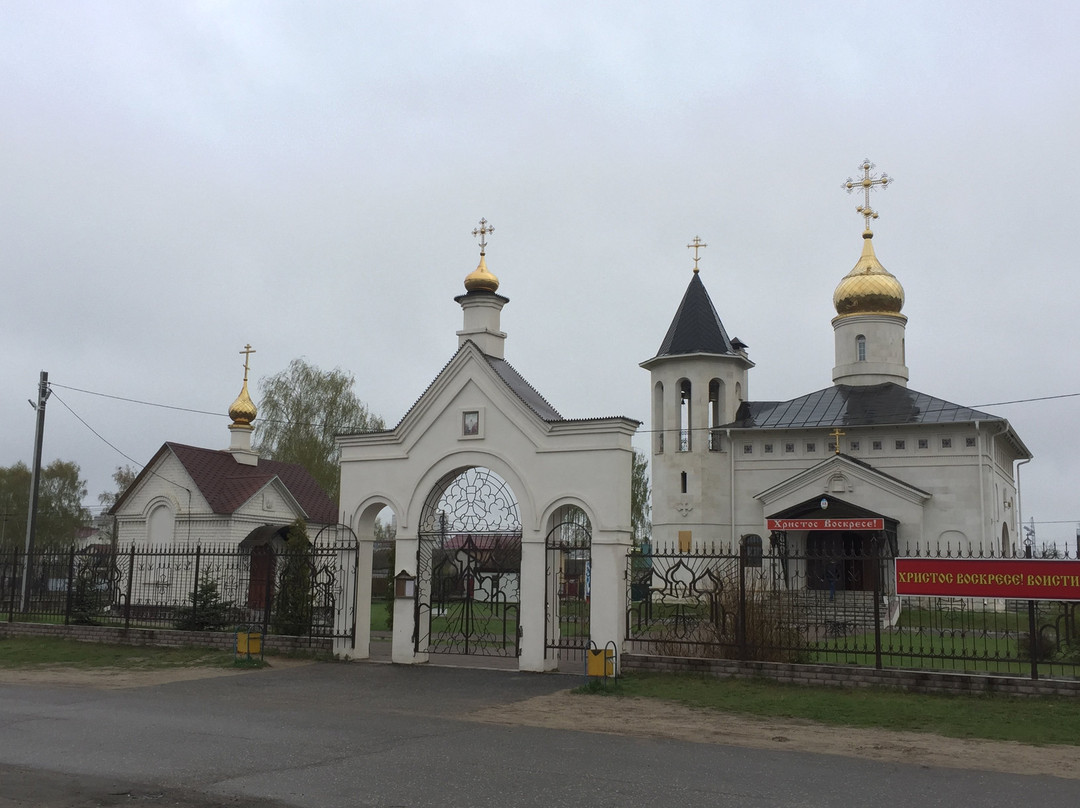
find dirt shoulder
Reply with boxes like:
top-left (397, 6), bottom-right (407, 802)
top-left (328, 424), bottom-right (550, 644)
top-left (470, 690), bottom-right (1078, 780)
top-left (2, 664), bottom-right (1074, 779)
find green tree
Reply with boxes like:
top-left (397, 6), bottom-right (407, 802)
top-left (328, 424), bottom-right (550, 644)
top-left (253, 359), bottom-right (384, 502)
top-left (631, 449), bottom-right (651, 545)
top-left (97, 465), bottom-right (137, 511)
top-left (0, 460), bottom-right (90, 549)
top-left (272, 519), bottom-right (315, 636)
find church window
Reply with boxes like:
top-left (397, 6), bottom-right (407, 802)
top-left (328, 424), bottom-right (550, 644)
top-left (856, 334), bottom-right (867, 362)
top-left (764, 443), bottom-right (773, 454)
top-left (872, 440), bottom-right (883, 451)
top-left (895, 439), bottom-right (906, 450)
top-left (678, 379), bottom-right (692, 452)
top-left (827, 442), bottom-right (836, 453)
top-left (918, 439), bottom-right (928, 449)
top-left (653, 382), bottom-right (665, 454)
top-left (743, 443), bottom-right (753, 454)
top-left (941, 438), bottom-right (952, 449)
top-left (784, 442), bottom-right (795, 453)
top-left (805, 442), bottom-right (816, 453)
top-left (849, 441), bottom-right (860, 451)
top-left (966, 437), bottom-right (977, 448)
top-left (680, 471), bottom-right (687, 494)
top-left (147, 503), bottom-right (175, 545)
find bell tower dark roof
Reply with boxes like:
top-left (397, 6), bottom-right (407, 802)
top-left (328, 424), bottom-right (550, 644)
top-left (652, 272), bottom-right (737, 358)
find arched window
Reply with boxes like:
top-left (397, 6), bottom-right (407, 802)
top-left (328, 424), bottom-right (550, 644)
top-left (147, 503), bottom-right (175, 545)
top-left (653, 381), bottom-right (665, 454)
top-left (708, 379), bottom-right (724, 451)
top-left (856, 335), bottom-right (867, 362)
top-left (678, 379), bottom-right (691, 452)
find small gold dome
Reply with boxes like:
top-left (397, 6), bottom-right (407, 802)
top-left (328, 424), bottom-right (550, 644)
top-left (833, 231), bottom-right (905, 317)
top-left (228, 379), bottom-right (257, 427)
top-left (464, 254), bottom-right (500, 293)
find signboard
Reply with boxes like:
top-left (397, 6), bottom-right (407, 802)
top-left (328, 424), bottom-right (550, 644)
top-left (766, 517), bottom-right (884, 532)
top-left (895, 558), bottom-right (1080, 602)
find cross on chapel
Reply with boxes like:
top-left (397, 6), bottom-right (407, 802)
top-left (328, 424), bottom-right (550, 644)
top-left (240, 344), bottom-right (255, 382)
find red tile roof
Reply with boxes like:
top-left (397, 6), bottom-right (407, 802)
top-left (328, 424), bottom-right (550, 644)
top-left (112, 442), bottom-right (338, 524)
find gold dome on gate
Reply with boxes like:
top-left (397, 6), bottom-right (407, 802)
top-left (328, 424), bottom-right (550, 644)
top-left (833, 231), bottom-right (905, 317)
top-left (464, 253), bottom-right (500, 293)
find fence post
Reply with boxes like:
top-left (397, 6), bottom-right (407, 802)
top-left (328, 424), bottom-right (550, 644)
top-left (872, 536), bottom-right (883, 670)
top-left (192, 543), bottom-right (202, 629)
top-left (124, 545), bottom-right (135, 630)
top-left (64, 546), bottom-right (76, 625)
top-left (7, 546), bottom-right (17, 621)
top-left (262, 549), bottom-right (274, 637)
top-left (1026, 542), bottom-right (1039, 680)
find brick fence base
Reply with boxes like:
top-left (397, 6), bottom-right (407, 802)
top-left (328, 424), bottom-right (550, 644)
top-left (0, 621), bottom-right (333, 656)
top-left (622, 653), bottom-right (1080, 698)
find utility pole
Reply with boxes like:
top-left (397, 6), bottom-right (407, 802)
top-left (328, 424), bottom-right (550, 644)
top-left (20, 370), bottom-right (50, 612)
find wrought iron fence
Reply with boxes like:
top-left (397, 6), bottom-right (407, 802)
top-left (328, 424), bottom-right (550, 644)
top-left (627, 540), bottom-right (1080, 681)
top-left (2, 536), bottom-right (359, 644)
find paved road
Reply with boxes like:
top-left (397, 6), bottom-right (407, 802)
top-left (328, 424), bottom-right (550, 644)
top-left (1, 661), bottom-right (1078, 807)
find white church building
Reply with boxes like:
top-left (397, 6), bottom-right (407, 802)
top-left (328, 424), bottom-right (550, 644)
top-left (644, 164), bottom-right (1031, 595)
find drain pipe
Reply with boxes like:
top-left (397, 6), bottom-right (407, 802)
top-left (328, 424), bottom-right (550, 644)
top-left (727, 428), bottom-right (735, 549)
top-left (1015, 456), bottom-right (1032, 555)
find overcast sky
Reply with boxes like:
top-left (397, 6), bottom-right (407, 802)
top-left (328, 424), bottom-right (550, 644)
top-left (2, 2), bottom-right (1078, 545)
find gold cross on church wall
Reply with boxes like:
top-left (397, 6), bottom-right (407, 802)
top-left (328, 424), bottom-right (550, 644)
top-left (472, 218), bottom-right (494, 255)
top-left (829, 428), bottom-right (845, 454)
top-left (687, 236), bottom-right (707, 272)
top-left (844, 159), bottom-right (891, 231)
top-left (240, 343), bottom-right (256, 382)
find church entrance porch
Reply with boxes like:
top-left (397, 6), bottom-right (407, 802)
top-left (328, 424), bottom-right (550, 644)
top-left (806, 531), bottom-right (873, 594)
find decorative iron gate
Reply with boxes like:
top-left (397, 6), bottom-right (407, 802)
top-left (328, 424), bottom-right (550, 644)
top-left (415, 467), bottom-right (522, 656)
top-left (544, 506), bottom-right (592, 661)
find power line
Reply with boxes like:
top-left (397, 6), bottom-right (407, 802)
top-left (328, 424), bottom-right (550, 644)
top-left (972, 392), bottom-right (1080, 408)
top-left (49, 383), bottom-right (226, 418)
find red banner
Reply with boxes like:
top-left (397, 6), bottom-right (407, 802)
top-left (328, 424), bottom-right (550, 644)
top-left (895, 558), bottom-right (1080, 601)
top-left (766, 517), bottom-right (884, 531)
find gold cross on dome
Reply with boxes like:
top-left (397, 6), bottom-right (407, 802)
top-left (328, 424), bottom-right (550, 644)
top-left (472, 218), bottom-right (494, 255)
top-left (687, 236), bottom-right (707, 273)
top-left (844, 159), bottom-right (891, 232)
top-left (239, 344), bottom-right (256, 382)
top-left (829, 427), bottom-right (845, 454)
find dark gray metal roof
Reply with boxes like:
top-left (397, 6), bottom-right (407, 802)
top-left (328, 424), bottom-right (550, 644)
top-left (485, 356), bottom-right (563, 422)
top-left (727, 383), bottom-right (1002, 429)
top-left (652, 272), bottom-right (737, 358)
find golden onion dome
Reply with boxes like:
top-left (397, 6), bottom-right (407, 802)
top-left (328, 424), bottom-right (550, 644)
top-left (464, 253), bottom-right (500, 293)
top-left (228, 379), bottom-right (257, 427)
top-left (833, 231), bottom-right (905, 317)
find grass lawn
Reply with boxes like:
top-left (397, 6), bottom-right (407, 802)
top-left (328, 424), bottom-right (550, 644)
top-left (0, 636), bottom-right (237, 669)
top-left (586, 671), bottom-right (1080, 746)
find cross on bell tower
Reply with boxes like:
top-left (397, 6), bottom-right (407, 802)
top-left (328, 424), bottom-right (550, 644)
top-left (687, 236), bottom-right (707, 273)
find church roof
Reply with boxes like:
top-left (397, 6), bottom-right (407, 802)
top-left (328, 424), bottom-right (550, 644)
top-left (651, 272), bottom-right (738, 358)
top-left (111, 442), bottom-right (338, 523)
top-left (727, 383), bottom-right (1003, 429)
top-left (484, 356), bottom-right (563, 421)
